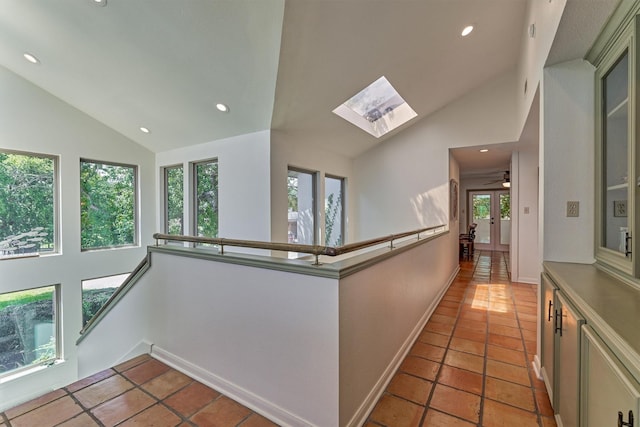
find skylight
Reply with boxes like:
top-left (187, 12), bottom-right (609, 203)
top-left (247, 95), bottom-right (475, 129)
top-left (332, 76), bottom-right (417, 138)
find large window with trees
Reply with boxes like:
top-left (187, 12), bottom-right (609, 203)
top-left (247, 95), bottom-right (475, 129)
top-left (325, 175), bottom-right (345, 246)
top-left (0, 150), bottom-right (56, 258)
top-left (193, 160), bottom-right (218, 239)
top-left (287, 168), bottom-right (316, 245)
top-left (80, 160), bottom-right (137, 250)
top-left (0, 285), bottom-right (59, 376)
top-left (164, 165), bottom-right (184, 235)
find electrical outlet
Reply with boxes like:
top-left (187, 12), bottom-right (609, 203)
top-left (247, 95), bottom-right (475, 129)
top-left (567, 201), bottom-right (579, 217)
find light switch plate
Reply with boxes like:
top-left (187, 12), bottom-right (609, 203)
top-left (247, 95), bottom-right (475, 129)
top-left (567, 201), bottom-right (579, 217)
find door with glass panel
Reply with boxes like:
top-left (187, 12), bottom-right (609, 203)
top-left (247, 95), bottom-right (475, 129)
top-left (468, 190), bottom-right (510, 251)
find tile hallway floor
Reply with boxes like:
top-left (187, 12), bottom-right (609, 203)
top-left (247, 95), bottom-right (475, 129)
top-left (0, 354), bottom-right (278, 427)
top-left (365, 250), bottom-right (555, 427)
top-left (0, 250), bottom-right (553, 427)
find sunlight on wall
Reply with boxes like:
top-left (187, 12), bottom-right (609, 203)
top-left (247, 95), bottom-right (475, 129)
top-left (410, 182), bottom-right (449, 227)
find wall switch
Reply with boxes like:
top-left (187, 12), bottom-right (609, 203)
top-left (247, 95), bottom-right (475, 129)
top-left (567, 201), bottom-right (579, 217)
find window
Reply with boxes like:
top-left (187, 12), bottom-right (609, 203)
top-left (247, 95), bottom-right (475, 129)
top-left (82, 273), bottom-right (128, 326)
top-left (0, 150), bottom-right (57, 258)
top-left (287, 168), bottom-right (316, 245)
top-left (0, 285), bottom-right (59, 375)
top-left (164, 165), bottom-right (184, 235)
top-left (325, 175), bottom-right (345, 246)
top-left (80, 160), bottom-right (137, 250)
top-left (193, 160), bottom-right (218, 238)
top-left (332, 76), bottom-right (417, 138)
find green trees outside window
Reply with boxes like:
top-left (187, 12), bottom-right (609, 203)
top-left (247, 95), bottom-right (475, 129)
top-left (0, 151), bottom-right (55, 257)
top-left (164, 166), bottom-right (184, 235)
top-left (0, 285), bottom-right (57, 375)
top-left (325, 176), bottom-right (344, 246)
top-left (194, 160), bottom-right (218, 238)
top-left (80, 160), bottom-right (137, 249)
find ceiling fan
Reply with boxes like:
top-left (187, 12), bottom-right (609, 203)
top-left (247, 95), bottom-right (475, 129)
top-left (484, 171), bottom-right (510, 188)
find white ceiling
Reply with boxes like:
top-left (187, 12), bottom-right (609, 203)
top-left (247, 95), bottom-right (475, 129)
top-left (0, 0), bottom-right (284, 153)
top-left (0, 0), bottom-right (620, 163)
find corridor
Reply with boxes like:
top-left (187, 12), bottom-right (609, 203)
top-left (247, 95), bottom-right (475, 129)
top-left (365, 251), bottom-right (555, 427)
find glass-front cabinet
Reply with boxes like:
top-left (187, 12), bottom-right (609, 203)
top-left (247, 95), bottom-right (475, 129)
top-left (595, 21), bottom-right (637, 276)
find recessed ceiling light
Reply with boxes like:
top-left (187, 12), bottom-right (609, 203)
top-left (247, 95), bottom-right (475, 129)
top-left (23, 53), bottom-right (39, 64)
top-left (216, 103), bottom-right (229, 113)
top-left (139, 127), bottom-right (150, 134)
top-left (480, 149), bottom-right (489, 153)
top-left (91, 0), bottom-right (107, 6)
top-left (461, 25), bottom-right (474, 37)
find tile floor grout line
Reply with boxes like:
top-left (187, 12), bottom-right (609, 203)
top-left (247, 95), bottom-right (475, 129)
top-left (508, 280), bottom-right (547, 427)
top-left (417, 253), bottom-right (473, 426)
top-left (63, 387), bottom-right (106, 427)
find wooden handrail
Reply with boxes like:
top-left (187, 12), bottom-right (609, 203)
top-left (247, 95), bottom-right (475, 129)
top-left (153, 224), bottom-right (446, 264)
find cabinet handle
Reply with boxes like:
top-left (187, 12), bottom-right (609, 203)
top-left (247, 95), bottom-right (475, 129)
top-left (554, 309), bottom-right (563, 336)
top-left (547, 300), bottom-right (553, 322)
top-left (625, 234), bottom-right (632, 258)
top-left (618, 410), bottom-right (634, 427)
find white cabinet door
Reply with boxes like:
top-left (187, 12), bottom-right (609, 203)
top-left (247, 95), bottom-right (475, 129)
top-left (555, 293), bottom-right (585, 427)
top-left (541, 273), bottom-right (557, 405)
top-left (582, 325), bottom-right (640, 427)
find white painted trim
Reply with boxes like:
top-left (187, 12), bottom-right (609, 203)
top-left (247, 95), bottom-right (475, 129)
top-left (532, 354), bottom-right (543, 380)
top-left (115, 340), bottom-right (153, 366)
top-left (511, 151), bottom-right (520, 283)
top-left (345, 265), bottom-right (461, 427)
top-left (151, 346), bottom-right (312, 427)
top-left (514, 275), bottom-right (539, 285)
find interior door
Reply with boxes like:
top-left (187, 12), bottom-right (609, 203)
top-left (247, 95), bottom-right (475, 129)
top-left (469, 190), bottom-right (510, 251)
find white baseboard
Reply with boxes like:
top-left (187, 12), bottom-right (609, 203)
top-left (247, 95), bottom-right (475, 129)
top-left (345, 265), bottom-right (461, 427)
top-left (514, 276), bottom-right (540, 285)
top-left (532, 354), bottom-right (542, 380)
top-left (150, 346), bottom-right (311, 427)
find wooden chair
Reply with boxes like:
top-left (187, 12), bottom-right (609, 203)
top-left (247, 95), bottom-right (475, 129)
top-left (459, 223), bottom-right (477, 260)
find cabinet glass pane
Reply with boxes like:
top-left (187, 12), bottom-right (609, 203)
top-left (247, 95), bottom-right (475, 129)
top-left (602, 51), bottom-right (629, 253)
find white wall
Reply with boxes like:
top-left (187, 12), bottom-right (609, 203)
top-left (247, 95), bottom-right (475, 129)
top-left (156, 130), bottom-right (271, 243)
top-left (516, 0), bottom-right (567, 128)
top-left (339, 232), bottom-right (457, 426)
top-left (271, 132), bottom-right (354, 244)
top-left (513, 143), bottom-right (540, 283)
top-left (353, 71), bottom-right (520, 241)
top-left (541, 60), bottom-right (595, 263)
top-left (0, 65), bottom-right (155, 410)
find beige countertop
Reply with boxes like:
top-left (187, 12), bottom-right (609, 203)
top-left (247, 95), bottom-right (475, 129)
top-left (544, 261), bottom-right (640, 382)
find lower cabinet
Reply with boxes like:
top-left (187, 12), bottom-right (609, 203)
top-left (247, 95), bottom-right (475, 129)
top-left (540, 273), bottom-right (557, 403)
top-left (555, 293), bottom-right (585, 427)
top-left (581, 325), bottom-right (640, 427)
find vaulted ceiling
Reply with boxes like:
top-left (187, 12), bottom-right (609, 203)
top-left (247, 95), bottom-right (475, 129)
top-left (0, 0), bottom-right (620, 163)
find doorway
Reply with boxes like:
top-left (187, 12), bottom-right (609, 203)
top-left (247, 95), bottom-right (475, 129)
top-left (468, 190), bottom-right (510, 251)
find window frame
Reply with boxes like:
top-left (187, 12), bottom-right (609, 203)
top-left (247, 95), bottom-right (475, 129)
top-left (79, 158), bottom-right (139, 251)
top-left (0, 149), bottom-right (59, 258)
top-left (162, 164), bottom-right (184, 236)
top-left (0, 283), bottom-right (61, 379)
top-left (287, 166), bottom-right (318, 245)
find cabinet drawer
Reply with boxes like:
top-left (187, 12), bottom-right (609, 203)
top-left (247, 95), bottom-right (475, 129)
top-left (581, 325), bottom-right (640, 427)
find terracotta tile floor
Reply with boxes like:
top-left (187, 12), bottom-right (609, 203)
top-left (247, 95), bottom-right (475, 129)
top-left (1, 250), bottom-right (554, 427)
top-left (0, 354), bottom-right (277, 427)
top-left (366, 250), bottom-right (557, 427)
